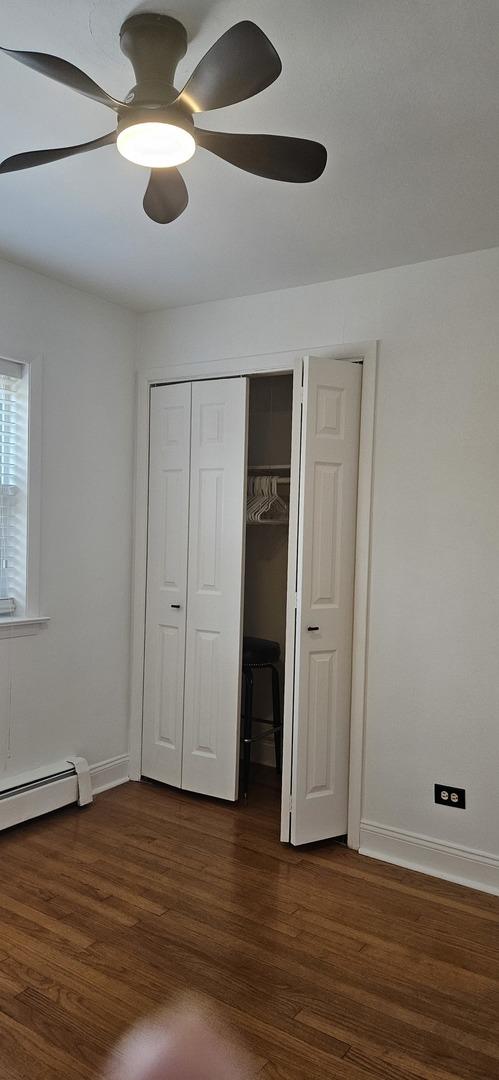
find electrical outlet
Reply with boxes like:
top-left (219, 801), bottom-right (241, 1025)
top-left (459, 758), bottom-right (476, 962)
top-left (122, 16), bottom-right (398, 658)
top-left (435, 784), bottom-right (466, 809)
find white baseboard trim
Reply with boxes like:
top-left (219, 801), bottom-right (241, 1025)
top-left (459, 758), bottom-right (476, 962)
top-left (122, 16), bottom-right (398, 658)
top-left (360, 820), bottom-right (499, 896)
top-left (90, 754), bottom-right (130, 795)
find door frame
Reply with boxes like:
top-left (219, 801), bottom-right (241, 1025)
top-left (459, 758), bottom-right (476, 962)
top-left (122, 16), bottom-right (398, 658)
top-left (129, 341), bottom-right (377, 849)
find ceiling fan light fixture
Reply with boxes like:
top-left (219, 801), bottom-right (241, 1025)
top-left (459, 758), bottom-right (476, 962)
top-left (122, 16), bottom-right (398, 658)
top-left (0, 17), bottom-right (327, 223)
top-left (117, 121), bottom-right (196, 168)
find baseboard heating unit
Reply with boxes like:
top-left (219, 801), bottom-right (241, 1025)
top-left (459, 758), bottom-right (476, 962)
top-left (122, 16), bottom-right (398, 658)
top-left (0, 757), bottom-right (93, 832)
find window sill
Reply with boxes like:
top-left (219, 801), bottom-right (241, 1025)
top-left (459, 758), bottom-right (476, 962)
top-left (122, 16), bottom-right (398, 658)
top-left (0, 616), bottom-right (50, 639)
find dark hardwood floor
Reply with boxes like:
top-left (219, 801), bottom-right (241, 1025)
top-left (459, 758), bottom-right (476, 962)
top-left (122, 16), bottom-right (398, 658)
top-left (0, 771), bottom-right (498, 1079)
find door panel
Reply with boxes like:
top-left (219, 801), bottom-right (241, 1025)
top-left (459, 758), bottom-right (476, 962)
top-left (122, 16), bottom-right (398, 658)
top-left (182, 378), bottom-right (248, 800)
top-left (291, 357), bottom-right (361, 844)
top-left (142, 383), bottom-right (191, 786)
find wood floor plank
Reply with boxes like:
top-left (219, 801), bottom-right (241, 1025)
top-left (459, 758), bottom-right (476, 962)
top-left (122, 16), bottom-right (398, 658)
top-left (0, 774), bottom-right (498, 1080)
top-left (125, 899), bottom-right (498, 1041)
top-left (0, 870), bottom-right (95, 946)
top-left (307, 844), bottom-right (499, 919)
top-left (290, 905), bottom-right (499, 981)
top-left (297, 998), bottom-right (499, 1078)
top-left (0, 998), bottom-right (93, 1080)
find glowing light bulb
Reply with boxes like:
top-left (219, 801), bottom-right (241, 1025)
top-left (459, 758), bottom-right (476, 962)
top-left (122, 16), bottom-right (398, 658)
top-left (117, 122), bottom-right (195, 168)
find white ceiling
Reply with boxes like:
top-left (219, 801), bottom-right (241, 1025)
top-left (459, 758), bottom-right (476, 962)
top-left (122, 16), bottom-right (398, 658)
top-left (0, 0), bottom-right (499, 311)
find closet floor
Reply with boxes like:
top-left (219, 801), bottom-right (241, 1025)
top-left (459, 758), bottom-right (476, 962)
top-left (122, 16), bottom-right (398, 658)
top-left (0, 781), bottom-right (498, 1079)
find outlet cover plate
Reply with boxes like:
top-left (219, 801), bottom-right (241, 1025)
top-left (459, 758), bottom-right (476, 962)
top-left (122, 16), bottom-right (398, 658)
top-left (435, 783), bottom-right (466, 809)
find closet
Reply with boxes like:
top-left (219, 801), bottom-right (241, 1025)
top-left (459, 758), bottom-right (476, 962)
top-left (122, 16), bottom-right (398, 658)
top-left (141, 357), bottom-right (362, 845)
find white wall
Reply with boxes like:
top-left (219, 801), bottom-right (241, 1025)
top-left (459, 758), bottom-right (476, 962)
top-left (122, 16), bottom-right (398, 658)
top-left (139, 246), bottom-right (499, 889)
top-left (0, 259), bottom-right (136, 780)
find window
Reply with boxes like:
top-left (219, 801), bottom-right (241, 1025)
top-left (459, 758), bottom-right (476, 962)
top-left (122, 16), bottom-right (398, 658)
top-left (0, 359), bottom-right (28, 617)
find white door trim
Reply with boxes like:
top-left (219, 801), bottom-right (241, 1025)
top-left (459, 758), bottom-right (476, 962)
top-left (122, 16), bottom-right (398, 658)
top-left (279, 364), bottom-right (304, 839)
top-left (129, 341), bottom-right (377, 851)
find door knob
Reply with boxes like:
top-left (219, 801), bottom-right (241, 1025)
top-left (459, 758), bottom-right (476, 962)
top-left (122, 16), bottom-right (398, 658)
top-left (307, 625), bottom-right (319, 631)
top-left (171, 604), bottom-right (181, 609)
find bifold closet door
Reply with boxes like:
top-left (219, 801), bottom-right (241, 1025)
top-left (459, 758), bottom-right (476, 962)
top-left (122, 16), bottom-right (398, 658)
top-left (182, 378), bottom-right (248, 801)
top-left (291, 357), bottom-right (362, 845)
top-left (142, 382), bottom-right (191, 787)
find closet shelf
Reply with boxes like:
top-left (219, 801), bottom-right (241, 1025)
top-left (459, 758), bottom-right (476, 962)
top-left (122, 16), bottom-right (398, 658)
top-left (247, 519), bottom-right (289, 526)
top-left (248, 464), bottom-right (290, 472)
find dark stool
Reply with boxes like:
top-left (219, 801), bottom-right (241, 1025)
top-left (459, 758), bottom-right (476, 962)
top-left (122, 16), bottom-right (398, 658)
top-left (241, 636), bottom-right (282, 799)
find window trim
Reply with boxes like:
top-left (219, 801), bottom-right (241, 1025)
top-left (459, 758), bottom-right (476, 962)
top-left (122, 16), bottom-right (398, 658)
top-left (0, 354), bottom-right (46, 637)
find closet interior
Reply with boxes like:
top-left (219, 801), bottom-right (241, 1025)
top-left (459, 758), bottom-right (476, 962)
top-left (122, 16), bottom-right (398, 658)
top-left (241, 374), bottom-right (293, 807)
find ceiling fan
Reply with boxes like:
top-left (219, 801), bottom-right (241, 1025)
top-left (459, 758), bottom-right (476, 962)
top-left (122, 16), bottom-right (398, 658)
top-left (0, 14), bottom-right (327, 223)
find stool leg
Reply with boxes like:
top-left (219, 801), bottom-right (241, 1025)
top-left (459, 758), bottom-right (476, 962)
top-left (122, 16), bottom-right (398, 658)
top-left (242, 667), bottom-right (254, 799)
top-left (271, 665), bottom-right (282, 774)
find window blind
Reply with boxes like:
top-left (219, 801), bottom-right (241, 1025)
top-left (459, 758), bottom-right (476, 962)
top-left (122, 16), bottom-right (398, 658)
top-left (0, 361), bottom-right (26, 616)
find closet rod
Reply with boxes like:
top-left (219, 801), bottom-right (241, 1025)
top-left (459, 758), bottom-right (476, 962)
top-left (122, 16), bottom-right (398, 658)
top-left (247, 476), bottom-right (290, 485)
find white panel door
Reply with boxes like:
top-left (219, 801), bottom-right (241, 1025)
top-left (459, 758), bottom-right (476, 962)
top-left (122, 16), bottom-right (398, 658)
top-left (291, 357), bottom-right (361, 844)
top-left (182, 377), bottom-right (248, 800)
top-left (142, 382), bottom-right (191, 786)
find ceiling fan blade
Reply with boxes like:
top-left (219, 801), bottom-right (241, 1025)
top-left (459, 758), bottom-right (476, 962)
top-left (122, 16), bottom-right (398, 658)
top-left (143, 168), bottom-right (188, 224)
top-left (0, 131), bottom-right (117, 174)
top-left (0, 47), bottom-right (124, 110)
top-left (178, 21), bottom-right (281, 113)
top-left (195, 129), bottom-right (327, 183)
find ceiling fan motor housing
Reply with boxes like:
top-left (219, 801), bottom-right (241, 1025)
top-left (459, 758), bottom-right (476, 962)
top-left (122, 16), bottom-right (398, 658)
top-left (116, 101), bottom-right (195, 142)
top-left (119, 12), bottom-right (188, 107)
